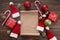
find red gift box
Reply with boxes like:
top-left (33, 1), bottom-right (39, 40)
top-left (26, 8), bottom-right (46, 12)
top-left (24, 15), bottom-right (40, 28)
top-left (6, 18), bottom-right (16, 28)
top-left (48, 11), bottom-right (58, 22)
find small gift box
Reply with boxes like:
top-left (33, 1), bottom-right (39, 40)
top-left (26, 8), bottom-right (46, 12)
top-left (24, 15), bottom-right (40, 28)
top-left (48, 11), bottom-right (58, 22)
top-left (6, 18), bottom-right (16, 28)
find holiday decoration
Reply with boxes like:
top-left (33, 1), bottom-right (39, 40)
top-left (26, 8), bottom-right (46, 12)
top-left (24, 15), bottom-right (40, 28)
top-left (48, 11), bottom-right (58, 22)
top-left (10, 20), bottom-right (21, 38)
top-left (39, 16), bottom-right (42, 20)
top-left (9, 2), bottom-right (21, 38)
top-left (1, 10), bottom-right (17, 29)
top-left (44, 19), bottom-right (52, 26)
top-left (2, 10), bottom-right (11, 26)
top-left (45, 27), bottom-right (57, 40)
top-left (36, 17), bottom-right (45, 32)
top-left (24, 1), bottom-right (31, 9)
top-left (6, 17), bottom-right (16, 28)
top-left (34, 0), bottom-right (42, 16)
top-left (41, 4), bottom-right (48, 12)
top-left (34, 0), bottom-right (58, 40)
top-left (9, 2), bottom-right (20, 18)
top-left (1, 3), bottom-right (21, 38)
top-left (1, 14), bottom-right (6, 19)
top-left (7, 30), bottom-right (11, 34)
top-left (17, 3), bottom-right (22, 10)
top-left (34, 0), bottom-right (46, 32)
top-left (1, 0), bottom-right (58, 40)
top-left (0, 14), bottom-right (6, 22)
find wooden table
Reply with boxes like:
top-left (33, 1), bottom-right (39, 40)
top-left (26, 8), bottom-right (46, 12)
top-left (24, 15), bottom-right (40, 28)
top-left (0, 0), bottom-right (60, 40)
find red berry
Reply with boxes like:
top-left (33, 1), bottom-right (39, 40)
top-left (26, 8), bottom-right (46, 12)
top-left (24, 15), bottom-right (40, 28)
top-left (41, 4), bottom-right (48, 12)
top-left (24, 1), bottom-right (31, 9)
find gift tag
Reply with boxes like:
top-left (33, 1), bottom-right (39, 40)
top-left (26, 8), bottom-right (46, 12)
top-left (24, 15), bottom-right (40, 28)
top-left (6, 17), bottom-right (16, 28)
top-left (48, 11), bottom-right (58, 22)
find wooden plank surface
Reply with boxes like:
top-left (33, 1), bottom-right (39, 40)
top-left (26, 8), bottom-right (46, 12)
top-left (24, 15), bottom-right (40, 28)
top-left (0, 0), bottom-right (60, 40)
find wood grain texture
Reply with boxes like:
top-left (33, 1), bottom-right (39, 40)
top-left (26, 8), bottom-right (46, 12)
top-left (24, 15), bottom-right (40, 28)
top-left (0, 0), bottom-right (60, 40)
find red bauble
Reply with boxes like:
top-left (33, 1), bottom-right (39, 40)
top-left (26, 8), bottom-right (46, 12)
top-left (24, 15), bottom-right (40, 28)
top-left (24, 1), bottom-right (31, 9)
top-left (41, 4), bottom-right (48, 12)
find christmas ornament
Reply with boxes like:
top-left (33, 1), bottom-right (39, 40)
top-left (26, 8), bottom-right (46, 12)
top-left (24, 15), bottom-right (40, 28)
top-left (2, 15), bottom-right (6, 19)
top-left (41, 4), bottom-right (48, 12)
top-left (48, 11), bottom-right (58, 22)
top-left (10, 20), bottom-right (21, 38)
top-left (24, 1), bottom-right (31, 9)
top-left (0, 14), bottom-right (6, 22)
top-left (7, 30), bottom-right (11, 34)
top-left (44, 19), bottom-right (52, 26)
top-left (17, 3), bottom-right (22, 10)
top-left (39, 16), bottom-right (42, 20)
top-left (9, 2), bottom-right (20, 18)
top-left (45, 27), bottom-right (57, 40)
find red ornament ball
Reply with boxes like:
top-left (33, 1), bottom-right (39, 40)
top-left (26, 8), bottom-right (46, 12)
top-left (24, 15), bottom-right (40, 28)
top-left (41, 4), bottom-right (48, 12)
top-left (24, 1), bottom-right (31, 9)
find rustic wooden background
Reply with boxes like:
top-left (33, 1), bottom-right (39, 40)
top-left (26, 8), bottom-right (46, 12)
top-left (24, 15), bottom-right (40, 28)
top-left (0, 0), bottom-right (60, 40)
